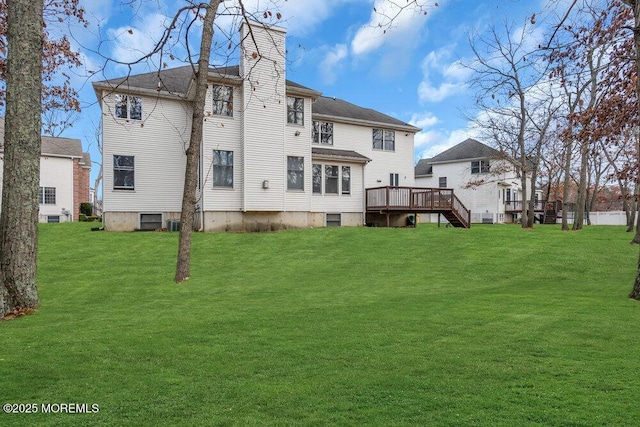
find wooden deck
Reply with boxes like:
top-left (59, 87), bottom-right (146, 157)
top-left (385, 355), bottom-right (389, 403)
top-left (366, 186), bottom-right (471, 228)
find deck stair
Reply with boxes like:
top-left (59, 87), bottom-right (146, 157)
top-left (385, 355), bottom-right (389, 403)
top-left (366, 186), bottom-right (471, 228)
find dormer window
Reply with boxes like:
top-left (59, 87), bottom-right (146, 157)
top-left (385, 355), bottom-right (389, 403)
top-left (114, 95), bottom-right (142, 120)
top-left (312, 121), bottom-right (333, 145)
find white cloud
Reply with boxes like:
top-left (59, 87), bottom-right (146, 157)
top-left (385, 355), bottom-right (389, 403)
top-left (409, 110), bottom-right (480, 159)
top-left (418, 46), bottom-right (470, 103)
top-left (107, 12), bottom-right (175, 66)
top-left (410, 112), bottom-right (439, 130)
top-left (351, 0), bottom-right (443, 56)
top-left (415, 125), bottom-right (480, 159)
top-left (319, 44), bottom-right (348, 85)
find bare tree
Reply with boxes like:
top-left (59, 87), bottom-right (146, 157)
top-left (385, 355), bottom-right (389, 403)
top-left (175, 0), bottom-right (221, 283)
top-left (467, 21), bottom-right (555, 228)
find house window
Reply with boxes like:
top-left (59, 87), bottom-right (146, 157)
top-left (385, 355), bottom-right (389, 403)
top-left (326, 213), bottom-right (341, 227)
top-left (212, 84), bottom-right (233, 117)
top-left (115, 94), bottom-right (142, 120)
top-left (213, 150), bottom-right (233, 188)
top-left (113, 155), bottom-right (135, 190)
top-left (287, 96), bottom-right (304, 125)
top-left (471, 160), bottom-right (490, 174)
top-left (342, 166), bottom-right (351, 195)
top-left (325, 165), bottom-right (339, 194)
top-left (312, 121), bottom-right (333, 145)
top-left (139, 213), bottom-right (162, 230)
top-left (39, 187), bottom-right (56, 204)
top-left (373, 129), bottom-right (395, 151)
top-left (390, 173), bottom-right (399, 187)
top-left (312, 164), bottom-right (322, 194)
top-left (287, 156), bottom-right (304, 191)
top-left (439, 177), bottom-right (447, 188)
top-left (47, 215), bottom-right (60, 223)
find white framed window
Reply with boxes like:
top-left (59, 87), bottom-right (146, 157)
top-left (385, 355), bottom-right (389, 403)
top-left (471, 160), bottom-right (490, 174)
top-left (213, 150), bottom-right (233, 188)
top-left (39, 187), bottom-right (56, 204)
top-left (47, 215), bottom-right (60, 223)
top-left (312, 163), bottom-right (322, 194)
top-left (113, 155), bottom-right (135, 190)
top-left (342, 167), bottom-right (351, 195)
top-left (325, 165), bottom-right (339, 194)
top-left (212, 85), bottom-right (233, 117)
top-left (373, 129), bottom-right (395, 151)
top-left (390, 173), bottom-right (399, 187)
top-left (287, 156), bottom-right (304, 191)
top-left (114, 94), bottom-right (142, 120)
top-left (439, 177), bottom-right (447, 188)
top-left (287, 96), bottom-right (304, 125)
top-left (312, 121), bottom-right (333, 145)
top-left (313, 163), bottom-right (352, 195)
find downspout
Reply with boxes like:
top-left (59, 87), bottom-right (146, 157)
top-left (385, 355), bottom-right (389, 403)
top-left (362, 161), bottom-right (367, 225)
top-left (200, 133), bottom-right (205, 232)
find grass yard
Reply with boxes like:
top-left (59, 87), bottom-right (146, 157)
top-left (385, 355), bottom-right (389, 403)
top-left (1, 222), bottom-right (640, 426)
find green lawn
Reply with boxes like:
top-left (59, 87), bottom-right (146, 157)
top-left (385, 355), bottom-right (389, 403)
top-left (1, 222), bottom-right (639, 426)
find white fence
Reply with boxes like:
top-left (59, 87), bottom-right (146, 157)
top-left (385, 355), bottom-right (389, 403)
top-left (420, 211), bottom-right (630, 226)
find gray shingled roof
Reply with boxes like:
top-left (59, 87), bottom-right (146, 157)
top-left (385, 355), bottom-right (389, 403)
top-left (313, 96), bottom-right (419, 130)
top-left (94, 66), bottom-right (419, 130)
top-left (415, 158), bottom-right (432, 176)
top-left (41, 137), bottom-right (85, 158)
top-left (94, 65), bottom-right (319, 97)
top-left (312, 147), bottom-right (371, 163)
top-left (0, 118), bottom-right (88, 159)
top-left (429, 139), bottom-right (503, 163)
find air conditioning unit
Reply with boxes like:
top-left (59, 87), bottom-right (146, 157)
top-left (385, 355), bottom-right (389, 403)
top-left (166, 220), bottom-right (181, 232)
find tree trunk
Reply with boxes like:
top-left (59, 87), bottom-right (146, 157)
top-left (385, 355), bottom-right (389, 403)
top-left (572, 139), bottom-right (589, 230)
top-left (625, 0), bottom-right (640, 299)
top-left (0, 0), bottom-right (44, 318)
top-left (561, 137), bottom-right (573, 231)
top-left (175, 0), bottom-right (221, 283)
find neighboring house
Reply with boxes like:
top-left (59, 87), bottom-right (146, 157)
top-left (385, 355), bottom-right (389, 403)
top-left (93, 21), bottom-right (420, 232)
top-left (0, 118), bottom-right (91, 223)
top-left (415, 138), bottom-right (539, 224)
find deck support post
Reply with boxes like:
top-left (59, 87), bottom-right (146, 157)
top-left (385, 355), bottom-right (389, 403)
top-left (386, 212), bottom-right (390, 228)
top-left (437, 214), bottom-right (441, 228)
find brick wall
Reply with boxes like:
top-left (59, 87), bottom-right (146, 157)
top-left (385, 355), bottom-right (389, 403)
top-left (73, 158), bottom-right (91, 219)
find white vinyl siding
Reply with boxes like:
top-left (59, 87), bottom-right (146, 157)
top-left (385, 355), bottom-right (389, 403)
top-left (242, 22), bottom-right (287, 212)
top-left (36, 156), bottom-right (74, 220)
top-left (203, 85), bottom-right (243, 212)
top-left (102, 92), bottom-right (190, 213)
top-left (326, 122), bottom-right (415, 190)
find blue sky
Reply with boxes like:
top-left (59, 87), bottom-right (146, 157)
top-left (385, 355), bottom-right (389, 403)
top-left (61, 0), bottom-right (560, 185)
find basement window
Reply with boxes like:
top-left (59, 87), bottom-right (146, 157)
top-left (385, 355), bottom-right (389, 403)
top-left (326, 213), bottom-right (341, 227)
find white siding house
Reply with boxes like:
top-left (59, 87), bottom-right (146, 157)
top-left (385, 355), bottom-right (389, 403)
top-left (415, 138), bottom-right (535, 224)
top-left (94, 21), bottom-right (420, 231)
top-left (0, 118), bottom-right (91, 223)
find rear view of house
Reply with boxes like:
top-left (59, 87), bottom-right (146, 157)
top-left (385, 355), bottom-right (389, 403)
top-left (94, 21), bottom-right (420, 231)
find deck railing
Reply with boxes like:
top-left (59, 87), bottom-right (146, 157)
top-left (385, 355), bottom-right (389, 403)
top-left (505, 200), bottom-right (555, 212)
top-left (367, 186), bottom-right (457, 210)
top-left (366, 187), bottom-right (471, 227)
